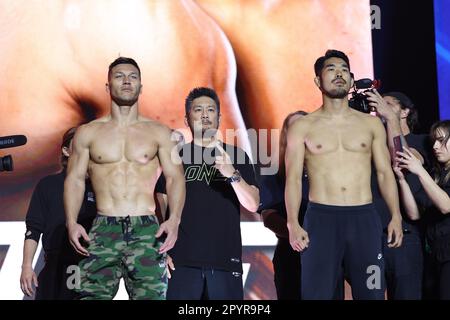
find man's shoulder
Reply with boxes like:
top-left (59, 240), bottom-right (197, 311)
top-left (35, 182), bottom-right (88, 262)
top-left (353, 109), bottom-right (377, 120)
top-left (74, 121), bottom-right (102, 144)
top-left (355, 111), bottom-right (383, 128)
top-left (137, 117), bottom-right (171, 135)
top-left (78, 118), bottom-right (108, 133)
top-left (87, 116), bottom-right (110, 126)
top-left (289, 113), bottom-right (315, 132)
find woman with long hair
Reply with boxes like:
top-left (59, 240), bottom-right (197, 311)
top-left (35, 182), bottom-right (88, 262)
top-left (395, 120), bottom-right (450, 299)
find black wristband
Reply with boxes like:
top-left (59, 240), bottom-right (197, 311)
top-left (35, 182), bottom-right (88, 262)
top-left (227, 170), bottom-right (241, 183)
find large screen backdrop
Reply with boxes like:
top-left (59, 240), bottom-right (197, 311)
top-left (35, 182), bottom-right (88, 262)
top-left (0, 0), bottom-right (373, 300)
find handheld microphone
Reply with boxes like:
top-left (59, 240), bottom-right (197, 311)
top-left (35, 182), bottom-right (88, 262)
top-left (0, 135), bottom-right (28, 149)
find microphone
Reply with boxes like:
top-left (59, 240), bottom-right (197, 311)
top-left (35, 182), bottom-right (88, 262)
top-left (0, 135), bottom-right (27, 149)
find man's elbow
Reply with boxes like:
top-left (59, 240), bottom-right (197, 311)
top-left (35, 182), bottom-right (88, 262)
top-left (64, 175), bottom-right (84, 190)
top-left (243, 200), bottom-right (259, 213)
top-left (376, 169), bottom-right (390, 180)
top-left (248, 203), bottom-right (259, 213)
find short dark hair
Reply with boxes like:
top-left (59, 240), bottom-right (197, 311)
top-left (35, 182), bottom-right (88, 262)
top-left (185, 87), bottom-right (220, 115)
top-left (314, 50), bottom-right (351, 77)
top-left (61, 127), bottom-right (77, 168)
top-left (383, 92), bottom-right (419, 132)
top-left (108, 57), bottom-right (141, 79)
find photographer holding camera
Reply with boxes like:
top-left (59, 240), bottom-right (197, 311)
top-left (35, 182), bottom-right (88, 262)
top-left (365, 90), bottom-right (430, 299)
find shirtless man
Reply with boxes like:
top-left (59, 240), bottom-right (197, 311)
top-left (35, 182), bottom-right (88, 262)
top-left (285, 50), bottom-right (403, 300)
top-left (64, 57), bottom-right (185, 300)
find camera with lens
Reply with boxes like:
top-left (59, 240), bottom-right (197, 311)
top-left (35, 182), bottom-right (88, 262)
top-left (348, 78), bottom-right (381, 113)
top-left (0, 154), bottom-right (13, 172)
top-left (0, 135), bottom-right (27, 172)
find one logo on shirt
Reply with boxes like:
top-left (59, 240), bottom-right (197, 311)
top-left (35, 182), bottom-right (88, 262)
top-left (185, 163), bottom-right (226, 185)
top-left (25, 230), bottom-right (32, 236)
top-left (377, 253), bottom-right (383, 260)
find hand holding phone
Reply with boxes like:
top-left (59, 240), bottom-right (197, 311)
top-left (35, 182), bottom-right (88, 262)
top-left (393, 135), bottom-right (403, 155)
top-left (393, 135), bottom-right (407, 176)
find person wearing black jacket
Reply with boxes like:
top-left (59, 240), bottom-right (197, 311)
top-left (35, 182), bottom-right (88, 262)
top-left (20, 127), bottom-right (96, 299)
top-left (367, 91), bottom-right (431, 299)
top-left (395, 120), bottom-right (450, 299)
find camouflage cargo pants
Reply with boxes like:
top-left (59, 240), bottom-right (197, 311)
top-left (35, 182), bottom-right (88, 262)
top-left (76, 214), bottom-right (167, 300)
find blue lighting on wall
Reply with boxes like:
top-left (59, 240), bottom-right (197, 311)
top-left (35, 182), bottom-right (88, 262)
top-left (435, 0), bottom-right (450, 119)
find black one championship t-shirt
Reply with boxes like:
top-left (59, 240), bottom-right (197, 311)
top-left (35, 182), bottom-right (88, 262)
top-left (157, 142), bottom-right (258, 273)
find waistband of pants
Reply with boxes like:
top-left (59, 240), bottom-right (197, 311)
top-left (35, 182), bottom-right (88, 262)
top-left (94, 213), bottom-right (158, 225)
top-left (307, 201), bottom-right (375, 214)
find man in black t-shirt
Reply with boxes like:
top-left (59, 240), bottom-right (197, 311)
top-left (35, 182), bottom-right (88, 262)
top-left (157, 87), bottom-right (259, 300)
top-left (367, 91), bottom-right (431, 299)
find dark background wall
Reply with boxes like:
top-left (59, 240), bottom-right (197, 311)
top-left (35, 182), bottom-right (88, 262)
top-left (371, 0), bottom-right (439, 134)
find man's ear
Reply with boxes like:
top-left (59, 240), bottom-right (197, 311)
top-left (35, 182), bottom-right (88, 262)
top-left (105, 83), bottom-right (109, 93)
top-left (184, 115), bottom-right (189, 127)
top-left (314, 76), bottom-right (321, 89)
top-left (139, 84), bottom-right (143, 94)
top-left (62, 146), bottom-right (70, 158)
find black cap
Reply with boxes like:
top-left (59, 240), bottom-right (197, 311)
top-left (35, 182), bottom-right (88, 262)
top-left (383, 92), bottom-right (415, 109)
